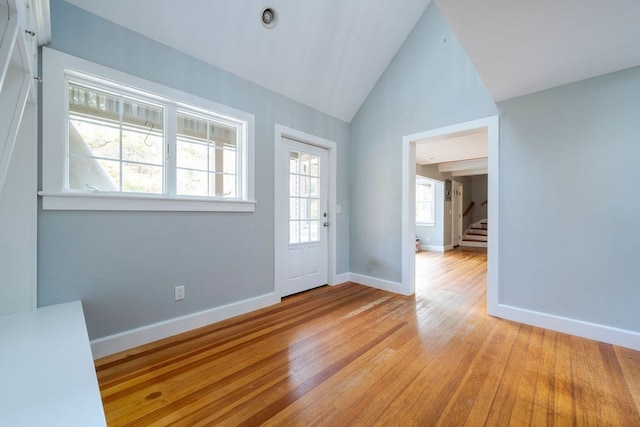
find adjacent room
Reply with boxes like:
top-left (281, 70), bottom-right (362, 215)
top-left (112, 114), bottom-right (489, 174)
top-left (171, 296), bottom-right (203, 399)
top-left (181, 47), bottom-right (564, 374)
top-left (1, 0), bottom-right (639, 425)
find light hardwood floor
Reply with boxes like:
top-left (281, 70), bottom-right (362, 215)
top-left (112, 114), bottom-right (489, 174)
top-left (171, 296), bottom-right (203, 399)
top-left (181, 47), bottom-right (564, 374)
top-left (96, 249), bottom-right (640, 426)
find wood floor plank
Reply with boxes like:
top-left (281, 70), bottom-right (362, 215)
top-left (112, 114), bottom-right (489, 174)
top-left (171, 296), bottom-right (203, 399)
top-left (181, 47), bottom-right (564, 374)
top-left (95, 250), bottom-right (640, 426)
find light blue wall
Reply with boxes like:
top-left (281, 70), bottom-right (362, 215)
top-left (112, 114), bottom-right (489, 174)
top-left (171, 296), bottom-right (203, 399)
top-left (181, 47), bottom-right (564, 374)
top-left (349, 3), bottom-right (496, 281)
top-left (498, 66), bottom-right (640, 332)
top-left (39, 0), bottom-right (350, 339)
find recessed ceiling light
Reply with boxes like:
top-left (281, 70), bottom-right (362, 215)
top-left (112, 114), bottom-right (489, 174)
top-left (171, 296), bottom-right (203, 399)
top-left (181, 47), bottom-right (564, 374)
top-left (261, 7), bottom-right (278, 29)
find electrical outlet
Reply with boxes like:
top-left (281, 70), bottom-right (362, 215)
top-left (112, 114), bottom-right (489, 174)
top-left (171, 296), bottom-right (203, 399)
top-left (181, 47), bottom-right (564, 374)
top-left (174, 285), bottom-right (185, 301)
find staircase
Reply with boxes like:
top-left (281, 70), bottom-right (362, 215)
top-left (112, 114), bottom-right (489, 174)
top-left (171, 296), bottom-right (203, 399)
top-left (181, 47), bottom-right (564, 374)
top-left (461, 219), bottom-right (487, 248)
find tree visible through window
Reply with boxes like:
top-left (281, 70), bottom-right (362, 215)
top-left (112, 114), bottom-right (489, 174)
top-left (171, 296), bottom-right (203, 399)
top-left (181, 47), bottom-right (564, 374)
top-left (69, 83), bottom-right (164, 193)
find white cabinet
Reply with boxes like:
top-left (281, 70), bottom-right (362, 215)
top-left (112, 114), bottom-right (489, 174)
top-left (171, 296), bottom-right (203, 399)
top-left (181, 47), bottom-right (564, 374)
top-left (0, 0), bottom-right (49, 315)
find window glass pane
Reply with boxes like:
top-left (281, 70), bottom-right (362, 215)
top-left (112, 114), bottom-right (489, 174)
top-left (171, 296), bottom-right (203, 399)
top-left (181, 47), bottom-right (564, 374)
top-left (122, 163), bottom-right (163, 193)
top-left (221, 174), bottom-right (237, 198)
top-left (123, 131), bottom-right (163, 165)
top-left (177, 169), bottom-right (208, 196)
top-left (177, 111), bottom-right (240, 198)
top-left (69, 120), bottom-right (120, 160)
top-left (416, 179), bottom-right (435, 224)
top-left (68, 83), bottom-right (164, 194)
top-left (177, 140), bottom-right (208, 171)
top-left (177, 113), bottom-right (207, 140)
top-left (222, 149), bottom-right (236, 174)
top-left (68, 157), bottom-right (116, 191)
top-left (210, 123), bottom-right (237, 150)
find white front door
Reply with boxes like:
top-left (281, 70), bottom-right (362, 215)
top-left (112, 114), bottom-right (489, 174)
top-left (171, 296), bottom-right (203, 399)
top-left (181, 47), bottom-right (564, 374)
top-left (280, 137), bottom-right (329, 297)
top-left (452, 181), bottom-right (463, 247)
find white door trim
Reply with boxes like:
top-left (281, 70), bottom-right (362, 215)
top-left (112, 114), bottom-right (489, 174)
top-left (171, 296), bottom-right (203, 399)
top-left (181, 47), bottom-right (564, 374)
top-left (274, 124), bottom-right (338, 298)
top-left (402, 116), bottom-right (500, 311)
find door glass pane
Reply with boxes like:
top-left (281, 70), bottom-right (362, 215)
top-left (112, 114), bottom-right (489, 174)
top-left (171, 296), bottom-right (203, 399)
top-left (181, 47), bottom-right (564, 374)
top-left (289, 151), bottom-right (300, 173)
top-left (308, 177), bottom-right (319, 197)
top-left (309, 220), bottom-right (320, 241)
top-left (290, 198), bottom-right (300, 220)
top-left (289, 147), bottom-right (322, 244)
top-left (299, 221), bottom-right (311, 243)
top-left (289, 175), bottom-right (299, 197)
top-left (289, 221), bottom-right (300, 244)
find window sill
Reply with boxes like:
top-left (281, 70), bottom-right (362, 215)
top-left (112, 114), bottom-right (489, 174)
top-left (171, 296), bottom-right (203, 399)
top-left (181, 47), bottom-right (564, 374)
top-left (38, 191), bottom-right (257, 212)
top-left (416, 223), bottom-right (435, 227)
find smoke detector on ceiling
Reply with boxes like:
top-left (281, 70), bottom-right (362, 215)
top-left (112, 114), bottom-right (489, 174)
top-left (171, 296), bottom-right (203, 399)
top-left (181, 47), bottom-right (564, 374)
top-left (261, 7), bottom-right (278, 29)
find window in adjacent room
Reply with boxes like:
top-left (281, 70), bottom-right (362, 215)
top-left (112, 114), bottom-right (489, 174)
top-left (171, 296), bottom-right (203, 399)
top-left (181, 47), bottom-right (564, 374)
top-left (416, 176), bottom-right (435, 225)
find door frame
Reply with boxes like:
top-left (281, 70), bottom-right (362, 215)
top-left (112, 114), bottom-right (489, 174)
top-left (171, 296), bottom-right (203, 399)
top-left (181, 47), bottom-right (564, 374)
top-left (401, 115), bottom-right (499, 315)
top-left (274, 124), bottom-right (338, 298)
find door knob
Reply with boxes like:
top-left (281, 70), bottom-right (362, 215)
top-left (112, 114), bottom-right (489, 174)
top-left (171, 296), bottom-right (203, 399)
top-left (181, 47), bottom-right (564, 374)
top-left (323, 221), bottom-right (330, 227)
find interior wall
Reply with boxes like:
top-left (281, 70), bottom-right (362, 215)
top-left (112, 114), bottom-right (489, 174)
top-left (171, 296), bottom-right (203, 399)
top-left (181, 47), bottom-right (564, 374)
top-left (39, 0), bottom-right (350, 340)
top-left (498, 65), bottom-right (640, 333)
top-left (470, 174), bottom-right (488, 223)
top-left (349, 2), bottom-right (495, 282)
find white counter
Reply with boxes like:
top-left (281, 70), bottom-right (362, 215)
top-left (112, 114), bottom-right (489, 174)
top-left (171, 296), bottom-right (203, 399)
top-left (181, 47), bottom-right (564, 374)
top-left (0, 301), bottom-right (106, 426)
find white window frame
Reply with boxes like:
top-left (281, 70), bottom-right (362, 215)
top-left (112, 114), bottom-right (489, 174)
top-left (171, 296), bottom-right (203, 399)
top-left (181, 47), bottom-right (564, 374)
top-left (41, 47), bottom-right (255, 212)
top-left (416, 176), bottom-right (435, 226)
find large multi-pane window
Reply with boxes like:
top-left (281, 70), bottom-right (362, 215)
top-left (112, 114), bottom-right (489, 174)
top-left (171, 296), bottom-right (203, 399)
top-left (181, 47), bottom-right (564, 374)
top-left (416, 177), bottom-right (435, 225)
top-left (43, 48), bottom-right (254, 211)
top-left (61, 73), bottom-right (247, 204)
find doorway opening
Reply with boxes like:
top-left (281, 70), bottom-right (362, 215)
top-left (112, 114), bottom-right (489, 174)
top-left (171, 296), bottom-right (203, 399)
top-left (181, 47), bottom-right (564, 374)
top-left (402, 116), bottom-right (499, 314)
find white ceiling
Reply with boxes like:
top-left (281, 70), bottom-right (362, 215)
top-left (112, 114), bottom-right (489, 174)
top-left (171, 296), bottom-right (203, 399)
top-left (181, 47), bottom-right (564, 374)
top-left (416, 129), bottom-right (487, 165)
top-left (64, 0), bottom-right (640, 121)
top-left (64, 0), bottom-right (432, 122)
top-left (436, 0), bottom-right (640, 102)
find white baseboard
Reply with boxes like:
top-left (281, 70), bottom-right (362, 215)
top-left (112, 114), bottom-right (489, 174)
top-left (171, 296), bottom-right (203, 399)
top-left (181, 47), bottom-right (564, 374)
top-left (444, 244), bottom-right (454, 251)
top-left (90, 293), bottom-right (281, 359)
top-left (333, 273), bottom-right (351, 285)
top-left (490, 303), bottom-right (640, 351)
top-left (350, 273), bottom-right (407, 295)
top-left (419, 244), bottom-right (445, 252)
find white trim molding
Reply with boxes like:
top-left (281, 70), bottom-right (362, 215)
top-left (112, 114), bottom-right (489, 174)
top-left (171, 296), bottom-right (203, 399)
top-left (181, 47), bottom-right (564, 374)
top-left (350, 273), bottom-right (406, 295)
top-left (419, 245), bottom-right (445, 252)
top-left (273, 124), bottom-right (338, 297)
top-left (333, 272), bottom-right (352, 285)
top-left (492, 304), bottom-right (640, 351)
top-left (90, 293), bottom-right (280, 359)
top-left (402, 116), bottom-right (500, 298)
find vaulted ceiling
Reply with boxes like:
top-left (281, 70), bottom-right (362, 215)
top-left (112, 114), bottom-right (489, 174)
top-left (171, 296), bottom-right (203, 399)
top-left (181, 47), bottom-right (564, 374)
top-left (65, 0), bottom-right (640, 122)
